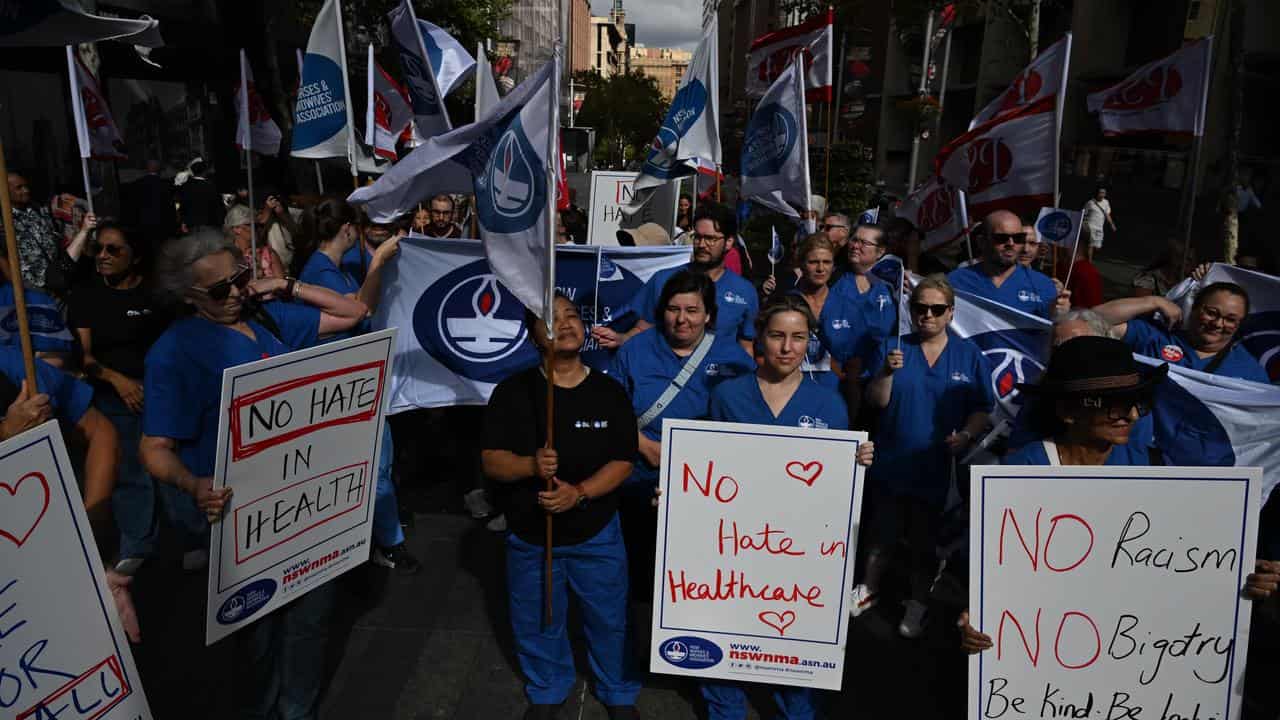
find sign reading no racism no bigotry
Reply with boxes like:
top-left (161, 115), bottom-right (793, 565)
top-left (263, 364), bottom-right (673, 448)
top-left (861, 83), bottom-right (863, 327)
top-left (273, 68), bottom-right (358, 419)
top-left (651, 419), bottom-right (867, 690)
top-left (206, 330), bottom-right (397, 644)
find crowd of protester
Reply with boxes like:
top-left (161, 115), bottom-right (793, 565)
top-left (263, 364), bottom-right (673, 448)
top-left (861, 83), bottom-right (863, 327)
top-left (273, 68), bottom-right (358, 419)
top-left (2, 163), bottom-right (1278, 720)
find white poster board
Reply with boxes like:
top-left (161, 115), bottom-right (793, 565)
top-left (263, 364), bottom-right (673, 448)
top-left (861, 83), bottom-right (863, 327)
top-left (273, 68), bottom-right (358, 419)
top-left (0, 421), bottom-right (152, 718)
top-left (206, 329), bottom-right (397, 644)
top-left (587, 170), bottom-right (679, 246)
top-left (969, 465), bottom-right (1261, 720)
top-left (1034, 207), bottom-right (1084, 248)
top-left (650, 419), bottom-right (867, 690)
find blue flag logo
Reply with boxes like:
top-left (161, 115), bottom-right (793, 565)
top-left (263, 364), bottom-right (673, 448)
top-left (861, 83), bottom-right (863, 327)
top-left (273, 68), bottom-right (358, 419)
top-left (476, 115), bottom-right (546, 233)
top-left (641, 79), bottom-right (708, 180)
top-left (741, 103), bottom-right (798, 178)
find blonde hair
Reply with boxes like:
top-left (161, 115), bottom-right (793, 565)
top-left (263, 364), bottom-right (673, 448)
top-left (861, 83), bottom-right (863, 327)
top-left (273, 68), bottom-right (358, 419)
top-left (796, 232), bottom-right (834, 262)
top-left (910, 273), bottom-right (955, 306)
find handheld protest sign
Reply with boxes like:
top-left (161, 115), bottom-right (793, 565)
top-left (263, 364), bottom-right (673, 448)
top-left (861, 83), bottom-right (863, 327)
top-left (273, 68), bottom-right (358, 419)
top-left (0, 421), bottom-right (152, 718)
top-left (205, 329), bottom-right (396, 645)
top-left (969, 464), bottom-right (1261, 720)
top-left (650, 419), bottom-right (867, 690)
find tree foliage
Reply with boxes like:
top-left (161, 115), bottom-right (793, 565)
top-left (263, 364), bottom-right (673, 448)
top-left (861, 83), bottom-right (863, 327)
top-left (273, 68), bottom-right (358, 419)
top-left (292, 0), bottom-right (511, 52)
top-left (572, 70), bottom-right (668, 168)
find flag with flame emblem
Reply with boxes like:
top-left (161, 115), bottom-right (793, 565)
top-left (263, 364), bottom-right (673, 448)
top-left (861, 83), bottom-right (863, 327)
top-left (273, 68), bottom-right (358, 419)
top-left (896, 176), bottom-right (965, 251)
top-left (1087, 38), bottom-right (1212, 137)
top-left (67, 48), bottom-right (125, 160)
top-left (236, 50), bottom-right (282, 156)
top-left (949, 288), bottom-right (1053, 424)
top-left (936, 96), bottom-right (1055, 219)
top-left (971, 35), bottom-right (1070, 127)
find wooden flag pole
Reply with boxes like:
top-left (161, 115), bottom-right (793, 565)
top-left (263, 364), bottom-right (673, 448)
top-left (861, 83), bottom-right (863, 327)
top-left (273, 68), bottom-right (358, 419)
top-left (0, 139), bottom-right (42, 391)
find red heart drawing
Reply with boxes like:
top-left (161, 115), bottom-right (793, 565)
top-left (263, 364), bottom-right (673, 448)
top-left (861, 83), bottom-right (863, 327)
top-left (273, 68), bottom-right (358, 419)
top-left (0, 471), bottom-right (50, 548)
top-left (785, 461), bottom-right (823, 487)
top-left (758, 610), bottom-right (796, 636)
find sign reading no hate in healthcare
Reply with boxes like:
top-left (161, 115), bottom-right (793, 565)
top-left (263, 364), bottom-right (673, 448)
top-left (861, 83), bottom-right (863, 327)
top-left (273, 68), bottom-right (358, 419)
top-left (969, 464), bottom-right (1261, 720)
top-left (650, 419), bottom-right (867, 690)
top-left (206, 329), bottom-right (397, 644)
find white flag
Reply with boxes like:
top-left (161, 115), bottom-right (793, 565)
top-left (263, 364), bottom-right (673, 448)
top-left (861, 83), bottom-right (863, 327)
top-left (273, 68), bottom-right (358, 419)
top-left (475, 43), bottom-right (501, 119)
top-left (1087, 37), bottom-right (1212, 137)
top-left (628, 17), bottom-right (720, 211)
top-left (897, 176), bottom-right (965, 251)
top-left (937, 96), bottom-right (1055, 219)
top-left (291, 0), bottom-right (355, 161)
top-left (389, 0), bottom-right (452, 143)
top-left (1032, 207), bottom-right (1083, 248)
top-left (237, 50), bottom-right (282, 156)
top-left (2, 2), bottom-right (162, 47)
top-left (416, 18), bottom-right (476, 97)
top-left (740, 52), bottom-right (810, 219)
top-left (365, 46), bottom-right (413, 161)
top-left (971, 35), bottom-right (1070, 126)
top-left (67, 47), bottom-right (125, 160)
top-left (745, 9), bottom-right (833, 101)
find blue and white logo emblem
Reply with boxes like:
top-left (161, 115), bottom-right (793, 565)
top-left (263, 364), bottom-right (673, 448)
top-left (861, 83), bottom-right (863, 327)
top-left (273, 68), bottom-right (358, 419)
top-left (217, 579), bottom-right (277, 625)
top-left (742, 103), bottom-right (798, 178)
top-left (477, 114), bottom-right (546, 234)
top-left (642, 79), bottom-right (708, 179)
top-left (659, 636), bottom-right (723, 669)
top-left (980, 345), bottom-right (1045, 419)
top-left (1036, 211), bottom-right (1075, 245)
top-left (1240, 311), bottom-right (1280, 382)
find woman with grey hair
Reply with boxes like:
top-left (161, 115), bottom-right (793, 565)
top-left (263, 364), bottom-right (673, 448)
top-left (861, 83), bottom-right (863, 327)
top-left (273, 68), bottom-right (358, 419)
top-left (139, 229), bottom-right (366, 718)
top-left (224, 203), bottom-right (285, 279)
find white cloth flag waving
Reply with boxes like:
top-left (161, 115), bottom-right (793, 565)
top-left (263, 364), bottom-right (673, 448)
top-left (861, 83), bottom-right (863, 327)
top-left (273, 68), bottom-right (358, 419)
top-left (291, 0), bottom-right (354, 160)
top-left (971, 35), bottom-right (1069, 126)
top-left (897, 176), bottom-right (965, 251)
top-left (1087, 37), bottom-right (1212, 137)
top-left (416, 19), bottom-right (476, 97)
top-left (365, 45), bottom-right (413, 161)
top-left (740, 52), bottom-right (810, 218)
top-left (1, 0), bottom-right (163, 47)
top-left (475, 43), bottom-right (501, 118)
top-left (628, 17), bottom-right (720, 212)
top-left (937, 96), bottom-right (1055, 218)
top-left (67, 47), bottom-right (125, 160)
top-left (237, 50), bottom-right (282, 156)
top-left (349, 59), bottom-right (558, 315)
top-left (389, 0), bottom-right (452, 143)
top-left (745, 9), bottom-right (833, 102)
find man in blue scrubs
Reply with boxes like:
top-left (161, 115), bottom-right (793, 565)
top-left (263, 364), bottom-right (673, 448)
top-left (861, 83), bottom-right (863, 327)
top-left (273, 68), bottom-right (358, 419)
top-left (592, 203), bottom-right (758, 354)
top-left (947, 210), bottom-right (1069, 320)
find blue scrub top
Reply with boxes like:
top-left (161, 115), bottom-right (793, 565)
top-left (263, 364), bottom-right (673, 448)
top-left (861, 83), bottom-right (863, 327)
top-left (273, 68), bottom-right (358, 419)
top-left (709, 372), bottom-right (849, 430)
top-left (299, 250), bottom-right (368, 341)
top-left (947, 263), bottom-right (1057, 320)
top-left (626, 265), bottom-right (759, 342)
top-left (867, 331), bottom-right (995, 506)
top-left (829, 272), bottom-right (896, 344)
top-left (785, 288), bottom-right (875, 390)
top-left (0, 283), bottom-right (73, 353)
top-left (1122, 318), bottom-right (1268, 384)
top-left (0, 346), bottom-right (92, 423)
top-left (1004, 438), bottom-right (1150, 466)
top-left (340, 243), bottom-right (374, 285)
top-left (142, 302), bottom-right (320, 477)
top-left (609, 328), bottom-right (755, 484)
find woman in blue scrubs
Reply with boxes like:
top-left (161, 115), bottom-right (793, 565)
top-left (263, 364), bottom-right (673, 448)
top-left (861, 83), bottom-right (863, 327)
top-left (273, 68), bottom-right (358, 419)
top-left (702, 296), bottom-right (875, 720)
top-left (857, 275), bottom-right (993, 639)
top-left (784, 234), bottom-right (872, 399)
top-left (610, 270), bottom-right (755, 596)
top-left (293, 198), bottom-right (418, 574)
top-left (139, 230), bottom-right (367, 719)
top-left (829, 223), bottom-right (896, 344)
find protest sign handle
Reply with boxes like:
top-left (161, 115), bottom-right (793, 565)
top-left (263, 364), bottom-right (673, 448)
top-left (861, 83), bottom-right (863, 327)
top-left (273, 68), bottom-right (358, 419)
top-left (0, 139), bottom-right (42, 392)
top-left (1064, 231), bottom-right (1081, 289)
top-left (80, 157), bottom-right (95, 215)
top-left (542, 348), bottom-right (555, 628)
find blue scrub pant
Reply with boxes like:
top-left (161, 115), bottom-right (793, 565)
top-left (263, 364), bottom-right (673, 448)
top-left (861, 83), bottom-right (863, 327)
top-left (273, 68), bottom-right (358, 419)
top-left (97, 392), bottom-right (157, 559)
top-left (372, 423), bottom-right (404, 548)
top-left (699, 681), bottom-right (816, 720)
top-left (234, 581), bottom-right (337, 720)
top-left (506, 514), bottom-right (639, 706)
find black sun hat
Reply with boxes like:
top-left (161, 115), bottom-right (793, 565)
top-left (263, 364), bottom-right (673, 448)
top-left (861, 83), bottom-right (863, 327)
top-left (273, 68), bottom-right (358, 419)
top-left (1017, 336), bottom-right (1168, 397)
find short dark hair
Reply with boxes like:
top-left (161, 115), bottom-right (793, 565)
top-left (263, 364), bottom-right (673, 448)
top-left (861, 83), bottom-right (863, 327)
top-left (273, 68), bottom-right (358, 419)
top-left (93, 219), bottom-right (148, 267)
top-left (692, 202), bottom-right (737, 239)
top-left (189, 160), bottom-right (208, 176)
top-left (655, 270), bottom-right (718, 329)
top-left (1193, 281), bottom-right (1251, 316)
top-left (429, 194), bottom-right (455, 211)
top-left (523, 290), bottom-right (575, 345)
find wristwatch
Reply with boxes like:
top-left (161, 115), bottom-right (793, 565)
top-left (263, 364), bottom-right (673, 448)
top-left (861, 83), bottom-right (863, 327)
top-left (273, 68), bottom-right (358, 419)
top-left (575, 485), bottom-right (589, 509)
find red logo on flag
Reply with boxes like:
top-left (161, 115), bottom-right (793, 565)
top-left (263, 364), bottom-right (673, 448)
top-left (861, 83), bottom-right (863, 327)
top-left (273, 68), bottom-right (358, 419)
top-left (966, 138), bottom-right (1013, 193)
top-left (374, 91), bottom-right (392, 129)
top-left (1103, 66), bottom-right (1183, 110)
top-left (997, 69), bottom-right (1043, 112)
top-left (1160, 344), bottom-right (1185, 362)
top-left (756, 46), bottom-right (813, 84)
top-left (81, 88), bottom-right (109, 129)
top-left (918, 187), bottom-right (953, 232)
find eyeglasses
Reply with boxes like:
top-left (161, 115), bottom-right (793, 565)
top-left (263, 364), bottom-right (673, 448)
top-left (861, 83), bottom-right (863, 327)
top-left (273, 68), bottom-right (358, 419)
top-left (690, 233), bottom-right (724, 245)
top-left (820, 223), bottom-right (848, 231)
top-left (190, 265), bottom-right (252, 302)
top-left (911, 302), bottom-right (951, 318)
top-left (90, 243), bottom-right (125, 257)
top-left (1197, 306), bottom-right (1242, 328)
top-left (1082, 396), bottom-right (1152, 420)
top-left (991, 232), bottom-right (1028, 246)
top-left (851, 237), bottom-right (881, 248)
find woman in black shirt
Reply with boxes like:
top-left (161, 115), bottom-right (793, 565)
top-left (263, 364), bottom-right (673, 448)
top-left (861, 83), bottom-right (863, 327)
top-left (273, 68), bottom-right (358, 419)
top-left (482, 293), bottom-right (640, 720)
top-left (69, 221), bottom-right (168, 569)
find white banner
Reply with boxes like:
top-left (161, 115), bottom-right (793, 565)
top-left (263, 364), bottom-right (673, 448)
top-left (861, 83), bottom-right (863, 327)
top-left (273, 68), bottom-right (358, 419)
top-left (206, 330), bottom-right (396, 644)
top-left (371, 239), bottom-right (689, 412)
top-left (969, 465), bottom-right (1260, 720)
top-left (971, 35), bottom-right (1070, 126)
top-left (0, 421), bottom-right (152, 718)
top-left (650, 420), bottom-right (867, 691)
top-left (1087, 38), bottom-right (1212, 137)
top-left (897, 176), bottom-right (966, 251)
top-left (588, 171), bottom-right (678, 246)
top-left (745, 10), bottom-right (833, 102)
top-left (938, 97), bottom-right (1056, 218)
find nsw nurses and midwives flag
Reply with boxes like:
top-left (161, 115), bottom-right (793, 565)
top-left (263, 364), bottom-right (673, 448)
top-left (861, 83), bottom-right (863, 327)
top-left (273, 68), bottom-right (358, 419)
top-left (292, 0), bottom-right (354, 161)
top-left (740, 52), bottom-right (811, 220)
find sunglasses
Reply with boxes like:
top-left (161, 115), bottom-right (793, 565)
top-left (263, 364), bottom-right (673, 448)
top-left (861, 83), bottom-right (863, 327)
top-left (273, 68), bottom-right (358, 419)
top-left (1082, 396), bottom-right (1152, 420)
top-left (911, 302), bottom-right (951, 317)
top-left (991, 232), bottom-right (1028, 246)
top-left (191, 265), bottom-right (252, 301)
top-left (90, 243), bottom-right (125, 257)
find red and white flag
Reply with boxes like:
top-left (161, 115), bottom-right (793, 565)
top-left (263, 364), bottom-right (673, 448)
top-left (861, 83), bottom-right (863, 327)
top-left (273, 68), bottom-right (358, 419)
top-left (365, 45), bottom-right (413, 161)
top-left (971, 35), bottom-right (1070, 127)
top-left (66, 47), bottom-right (125, 160)
top-left (897, 175), bottom-right (966, 251)
top-left (936, 96), bottom-right (1055, 219)
top-left (236, 50), bottom-right (283, 156)
top-left (1087, 37), bottom-right (1212, 137)
top-left (746, 9), bottom-right (833, 102)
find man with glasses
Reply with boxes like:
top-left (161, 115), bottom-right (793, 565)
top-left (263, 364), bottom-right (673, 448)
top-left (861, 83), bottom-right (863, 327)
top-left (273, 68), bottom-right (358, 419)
top-left (947, 210), bottom-right (1068, 320)
top-left (592, 203), bottom-right (758, 354)
top-left (422, 194), bottom-right (463, 239)
top-left (820, 212), bottom-right (853, 280)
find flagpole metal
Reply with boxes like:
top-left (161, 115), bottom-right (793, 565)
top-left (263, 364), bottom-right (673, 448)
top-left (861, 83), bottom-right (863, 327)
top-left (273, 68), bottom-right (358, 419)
top-left (0, 139), bottom-right (41, 391)
top-left (405, 0), bottom-right (454, 132)
top-left (542, 44), bottom-right (563, 629)
top-left (332, 0), bottom-right (360, 185)
top-left (905, 9), bottom-right (935, 193)
top-left (315, 162), bottom-right (325, 194)
top-left (826, 24), bottom-right (845, 201)
top-left (79, 158), bottom-right (94, 215)
top-left (1180, 35), bottom-right (1215, 276)
top-left (66, 46), bottom-right (95, 214)
top-left (796, 55), bottom-right (815, 234)
top-left (1052, 33), bottom-right (1073, 208)
top-left (240, 50), bottom-right (259, 280)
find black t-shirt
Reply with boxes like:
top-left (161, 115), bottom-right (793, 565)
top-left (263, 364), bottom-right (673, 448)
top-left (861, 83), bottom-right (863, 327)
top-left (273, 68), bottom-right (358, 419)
top-left (68, 281), bottom-right (169, 389)
top-left (483, 366), bottom-right (637, 546)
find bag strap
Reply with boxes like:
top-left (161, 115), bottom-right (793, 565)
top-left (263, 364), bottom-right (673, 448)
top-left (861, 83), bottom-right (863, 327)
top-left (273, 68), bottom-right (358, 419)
top-left (1202, 339), bottom-right (1238, 376)
top-left (637, 332), bottom-right (716, 430)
